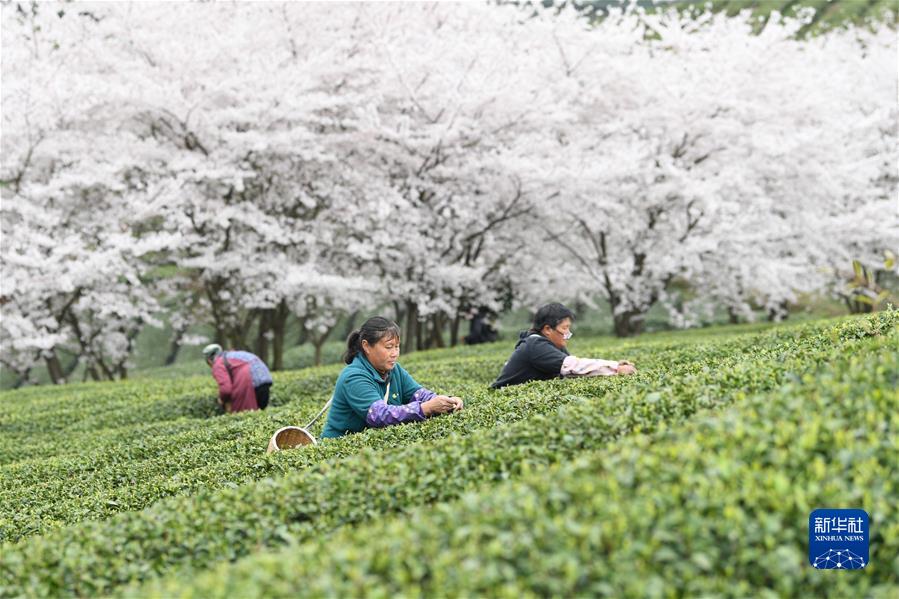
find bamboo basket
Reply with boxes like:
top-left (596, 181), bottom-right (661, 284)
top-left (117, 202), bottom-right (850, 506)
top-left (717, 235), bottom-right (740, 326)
top-left (266, 426), bottom-right (316, 453)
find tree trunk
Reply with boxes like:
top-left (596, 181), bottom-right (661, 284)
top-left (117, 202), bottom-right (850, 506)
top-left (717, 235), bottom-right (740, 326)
top-left (95, 356), bottom-right (116, 381)
top-left (254, 309), bottom-right (272, 364)
top-left (416, 314), bottom-right (424, 352)
top-left (429, 314), bottom-right (445, 348)
top-left (164, 325), bottom-right (186, 366)
top-left (612, 311), bottom-right (645, 337)
top-left (727, 307), bottom-right (740, 325)
top-left (296, 315), bottom-right (309, 345)
top-left (65, 312), bottom-right (105, 380)
top-left (12, 367), bottom-right (32, 389)
top-left (229, 310), bottom-right (257, 351)
top-left (342, 310), bottom-right (360, 341)
top-left (845, 297), bottom-right (873, 314)
top-left (767, 301), bottom-right (791, 321)
top-left (86, 364), bottom-right (102, 381)
top-left (45, 351), bottom-right (65, 384)
top-left (271, 300), bottom-right (288, 371)
top-left (63, 355), bottom-right (79, 378)
top-left (228, 331), bottom-right (243, 350)
top-left (206, 283), bottom-right (229, 347)
top-left (404, 301), bottom-right (418, 354)
top-left (393, 301), bottom-right (406, 330)
top-left (311, 323), bottom-right (337, 366)
top-left (450, 312), bottom-right (461, 347)
top-left (110, 326), bottom-right (140, 382)
top-left (313, 341), bottom-right (324, 367)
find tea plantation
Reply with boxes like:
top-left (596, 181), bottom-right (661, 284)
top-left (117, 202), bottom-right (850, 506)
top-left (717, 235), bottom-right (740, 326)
top-left (1, 312), bottom-right (896, 598)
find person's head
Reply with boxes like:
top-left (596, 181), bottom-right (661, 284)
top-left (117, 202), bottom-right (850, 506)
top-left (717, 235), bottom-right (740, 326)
top-left (202, 343), bottom-right (223, 367)
top-left (531, 303), bottom-right (575, 349)
top-left (344, 316), bottom-right (402, 374)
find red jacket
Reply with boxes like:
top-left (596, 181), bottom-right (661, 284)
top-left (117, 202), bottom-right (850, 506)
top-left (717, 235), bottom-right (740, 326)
top-left (211, 354), bottom-right (259, 412)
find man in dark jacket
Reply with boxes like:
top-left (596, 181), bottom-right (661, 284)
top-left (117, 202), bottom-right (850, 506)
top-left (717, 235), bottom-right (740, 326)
top-left (491, 303), bottom-right (635, 389)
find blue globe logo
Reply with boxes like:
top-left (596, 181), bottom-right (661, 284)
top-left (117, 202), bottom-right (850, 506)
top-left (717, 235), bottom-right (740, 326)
top-left (812, 549), bottom-right (866, 569)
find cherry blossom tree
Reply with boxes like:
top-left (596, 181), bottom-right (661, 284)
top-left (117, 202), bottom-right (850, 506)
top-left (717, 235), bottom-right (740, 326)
top-left (2, 4), bottom-right (162, 383)
top-left (532, 8), bottom-right (897, 335)
top-left (2, 1), bottom-right (895, 387)
top-left (328, 3), bottom-right (577, 350)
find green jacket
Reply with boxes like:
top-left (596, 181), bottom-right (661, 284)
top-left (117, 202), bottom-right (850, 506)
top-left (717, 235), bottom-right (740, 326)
top-left (321, 354), bottom-right (426, 438)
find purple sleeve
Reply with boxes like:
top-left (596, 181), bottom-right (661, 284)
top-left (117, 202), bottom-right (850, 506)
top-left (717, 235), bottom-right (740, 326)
top-left (365, 400), bottom-right (426, 427)
top-left (410, 387), bottom-right (437, 403)
top-left (364, 387), bottom-right (436, 428)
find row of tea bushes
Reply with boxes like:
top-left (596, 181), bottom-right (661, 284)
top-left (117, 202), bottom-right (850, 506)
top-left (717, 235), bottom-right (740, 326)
top-left (0, 319), bottom-right (845, 542)
top-left (0, 317), bottom-right (782, 449)
top-left (1, 313), bottom-right (893, 597)
top-left (0, 325), bottom-right (763, 542)
top-left (0, 366), bottom-right (340, 464)
top-left (0, 347), bottom-right (651, 542)
top-left (132, 330), bottom-right (898, 598)
top-left (0, 350), bottom-right (488, 465)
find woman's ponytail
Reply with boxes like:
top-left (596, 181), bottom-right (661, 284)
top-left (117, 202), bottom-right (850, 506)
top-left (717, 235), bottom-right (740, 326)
top-left (343, 330), bottom-right (362, 364)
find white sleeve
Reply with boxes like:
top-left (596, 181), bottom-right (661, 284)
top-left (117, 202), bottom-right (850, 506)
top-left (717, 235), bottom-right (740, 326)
top-left (561, 355), bottom-right (619, 377)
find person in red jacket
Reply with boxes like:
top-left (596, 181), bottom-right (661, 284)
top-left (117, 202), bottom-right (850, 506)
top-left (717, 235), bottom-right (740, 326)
top-left (203, 344), bottom-right (272, 413)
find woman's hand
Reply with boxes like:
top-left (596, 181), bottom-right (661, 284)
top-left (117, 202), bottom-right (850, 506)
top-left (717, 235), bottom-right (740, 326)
top-left (617, 360), bottom-right (637, 375)
top-left (422, 395), bottom-right (463, 416)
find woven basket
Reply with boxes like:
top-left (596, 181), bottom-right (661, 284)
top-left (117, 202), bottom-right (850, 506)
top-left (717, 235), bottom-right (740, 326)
top-left (266, 426), bottom-right (316, 453)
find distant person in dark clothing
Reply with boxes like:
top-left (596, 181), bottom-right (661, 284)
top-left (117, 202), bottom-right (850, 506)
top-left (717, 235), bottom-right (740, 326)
top-left (464, 307), bottom-right (499, 345)
top-left (203, 344), bottom-right (273, 413)
top-left (491, 303), bottom-right (636, 389)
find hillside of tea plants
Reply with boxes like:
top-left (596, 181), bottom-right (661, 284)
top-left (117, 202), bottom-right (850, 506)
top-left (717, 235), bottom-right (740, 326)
top-left (1, 312), bottom-right (896, 598)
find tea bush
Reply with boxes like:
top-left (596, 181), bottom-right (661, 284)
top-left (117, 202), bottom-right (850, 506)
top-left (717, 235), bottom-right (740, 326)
top-left (134, 331), bottom-right (898, 598)
top-left (0, 328), bottom-right (770, 542)
top-left (0, 313), bottom-right (893, 597)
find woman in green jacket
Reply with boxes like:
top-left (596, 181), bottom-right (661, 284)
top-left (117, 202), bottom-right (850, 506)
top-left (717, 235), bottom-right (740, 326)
top-left (321, 316), bottom-right (463, 439)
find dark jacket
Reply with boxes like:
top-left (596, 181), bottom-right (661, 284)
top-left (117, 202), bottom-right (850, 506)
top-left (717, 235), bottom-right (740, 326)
top-left (490, 331), bottom-right (569, 389)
